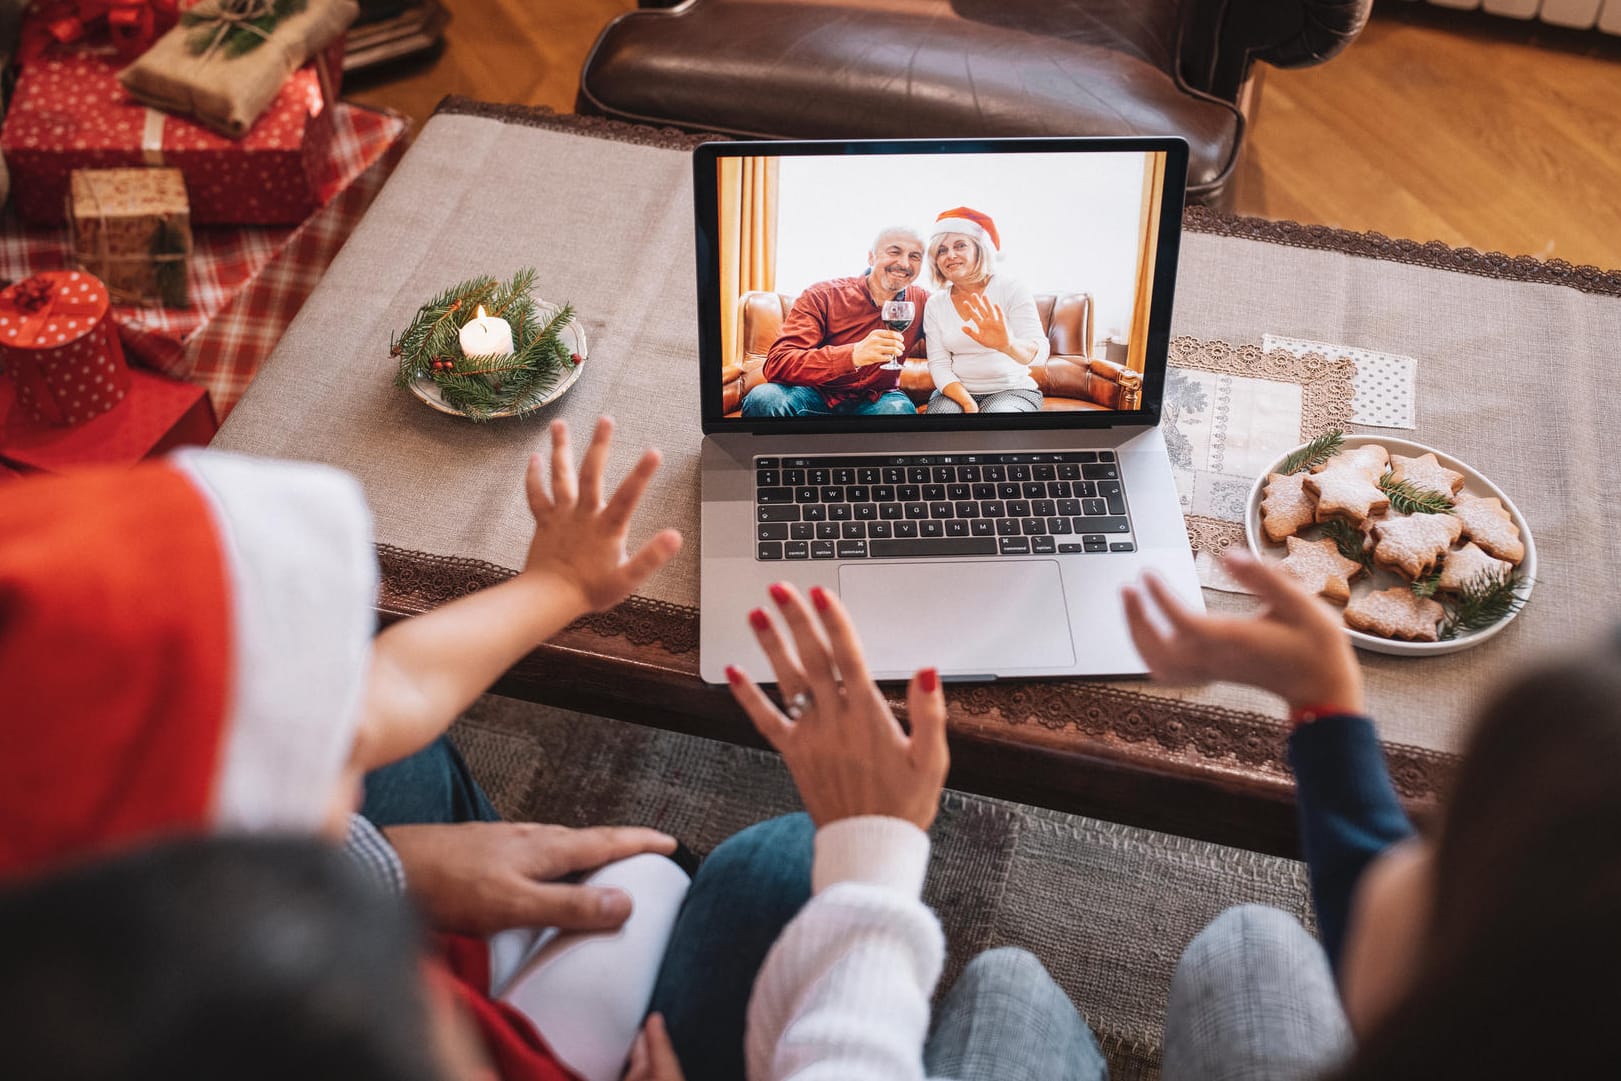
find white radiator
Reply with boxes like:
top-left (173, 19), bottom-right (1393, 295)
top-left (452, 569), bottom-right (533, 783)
top-left (1412, 0), bottom-right (1621, 33)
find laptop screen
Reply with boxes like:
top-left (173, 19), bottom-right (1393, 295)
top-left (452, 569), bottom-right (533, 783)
top-left (693, 137), bottom-right (1187, 435)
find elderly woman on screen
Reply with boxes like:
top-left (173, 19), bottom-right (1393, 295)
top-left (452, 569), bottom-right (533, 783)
top-left (921, 207), bottom-right (1049, 414)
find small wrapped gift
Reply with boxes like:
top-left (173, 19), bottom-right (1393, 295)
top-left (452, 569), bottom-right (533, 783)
top-left (0, 271), bottom-right (133, 428)
top-left (119, 0), bottom-right (357, 138)
top-left (2, 49), bottom-right (339, 226)
top-left (70, 167), bottom-right (193, 308)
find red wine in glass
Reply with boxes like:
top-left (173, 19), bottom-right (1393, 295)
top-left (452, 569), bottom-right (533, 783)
top-left (880, 299), bottom-right (915, 370)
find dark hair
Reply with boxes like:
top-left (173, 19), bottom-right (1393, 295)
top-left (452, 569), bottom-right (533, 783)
top-left (0, 836), bottom-right (447, 1081)
top-left (1338, 644), bottom-right (1621, 1079)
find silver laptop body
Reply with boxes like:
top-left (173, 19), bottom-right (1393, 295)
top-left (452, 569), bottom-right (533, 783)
top-left (693, 137), bottom-right (1204, 684)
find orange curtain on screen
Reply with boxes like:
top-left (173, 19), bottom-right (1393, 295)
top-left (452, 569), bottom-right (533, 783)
top-left (1126, 152), bottom-right (1166, 374)
top-left (718, 157), bottom-right (780, 373)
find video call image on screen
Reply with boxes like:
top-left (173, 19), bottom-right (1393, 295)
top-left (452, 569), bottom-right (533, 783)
top-left (714, 149), bottom-right (1168, 421)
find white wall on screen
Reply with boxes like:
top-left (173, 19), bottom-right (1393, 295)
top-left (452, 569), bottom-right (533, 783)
top-left (772, 152), bottom-right (1152, 350)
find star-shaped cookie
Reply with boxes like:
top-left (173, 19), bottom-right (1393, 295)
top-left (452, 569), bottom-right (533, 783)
top-left (1389, 452), bottom-right (1464, 498)
top-left (1279, 536), bottom-right (1365, 604)
top-left (1260, 472), bottom-right (1317, 543)
top-left (1371, 511), bottom-right (1465, 580)
top-left (1452, 493), bottom-right (1525, 564)
top-left (1304, 466), bottom-right (1390, 526)
top-left (1345, 587), bottom-right (1446, 642)
top-left (1437, 541), bottom-right (1514, 593)
top-left (1312, 444), bottom-right (1390, 481)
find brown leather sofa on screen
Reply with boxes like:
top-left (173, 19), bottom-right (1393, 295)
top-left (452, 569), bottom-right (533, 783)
top-left (579, 0), bottom-right (1373, 207)
top-left (725, 290), bottom-right (1142, 416)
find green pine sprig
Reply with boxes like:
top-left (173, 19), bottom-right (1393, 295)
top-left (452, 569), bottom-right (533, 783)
top-left (1320, 518), bottom-right (1374, 574)
top-left (1439, 569), bottom-right (1530, 640)
top-left (184, 0), bottom-right (309, 59)
top-left (1379, 471), bottom-right (1455, 516)
top-left (1279, 430), bottom-right (1344, 475)
top-left (1411, 570), bottom-right (1442, 599)
top-left (391, 269), bottom-right (576, 422)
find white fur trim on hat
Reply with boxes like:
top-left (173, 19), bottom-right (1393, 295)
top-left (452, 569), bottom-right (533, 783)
top-left (933, 217), bottom-right (988, 244)
top-left (173, 449), bottom-right (378, 835)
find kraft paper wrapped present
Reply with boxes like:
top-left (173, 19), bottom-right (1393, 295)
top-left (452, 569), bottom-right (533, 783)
top-left (118, 0), bottom-right (357, 138)
top-left (70, 166), bottom-right (193, 307)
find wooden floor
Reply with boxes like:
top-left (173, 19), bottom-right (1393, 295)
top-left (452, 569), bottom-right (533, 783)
top-left (347, 2), bottom-right (1621, 272)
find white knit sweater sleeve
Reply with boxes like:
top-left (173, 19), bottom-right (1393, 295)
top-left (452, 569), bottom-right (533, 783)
top-left (745, 816), bottom-right (944, 1081)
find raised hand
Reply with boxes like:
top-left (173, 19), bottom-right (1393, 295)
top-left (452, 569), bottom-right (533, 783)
top-left (524, 417), bottom-right (683, 614)
top-left (726, 583), bottom-right (949, 830)
top-left (959, 291), bottom-right (1012, 355)
top-left (1121, 548), bottom-right (1364, 713)
top-left (852, 328), bottom-right (906, 368)
top-left (381, 821), bottom-right (678, 935)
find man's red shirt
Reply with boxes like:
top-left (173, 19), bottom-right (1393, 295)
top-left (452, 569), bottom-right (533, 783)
top-left (763, 275), bottom-right (928, 408)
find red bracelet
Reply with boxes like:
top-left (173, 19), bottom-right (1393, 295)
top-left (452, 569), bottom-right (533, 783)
top-left (1289, 703), bottom-right (1359, 729)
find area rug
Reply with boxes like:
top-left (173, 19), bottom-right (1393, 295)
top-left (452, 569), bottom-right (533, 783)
top-left (451, 694), bottom-right (1317, 1081)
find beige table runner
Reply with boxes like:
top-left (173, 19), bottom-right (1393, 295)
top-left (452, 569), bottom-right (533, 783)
top-left (215, 103), bottom-right (1621, 797)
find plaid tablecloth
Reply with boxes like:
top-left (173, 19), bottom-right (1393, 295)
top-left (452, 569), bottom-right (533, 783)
top-left (0, 103), bottom-right (409, 418)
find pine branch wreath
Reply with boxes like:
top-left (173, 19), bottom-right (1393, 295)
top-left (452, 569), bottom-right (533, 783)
top-left (390, 269), bottom-right (580, 422)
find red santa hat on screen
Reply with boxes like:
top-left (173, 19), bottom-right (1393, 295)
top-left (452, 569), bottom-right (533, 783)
top-left (0, 449), bottom-right (378, 879)
top-left (933, 206), bottom-right (1001, 251)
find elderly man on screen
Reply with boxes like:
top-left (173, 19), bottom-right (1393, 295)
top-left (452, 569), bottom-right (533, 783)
top-left (741, 227), bottom-right (929, 418)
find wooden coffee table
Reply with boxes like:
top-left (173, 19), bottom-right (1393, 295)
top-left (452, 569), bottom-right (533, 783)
top-left (215, 100), bottom-right (1621, 856)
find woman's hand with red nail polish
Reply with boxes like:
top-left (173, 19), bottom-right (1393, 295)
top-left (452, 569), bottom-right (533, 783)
top-left (725, 584), bottom-right (949, 830)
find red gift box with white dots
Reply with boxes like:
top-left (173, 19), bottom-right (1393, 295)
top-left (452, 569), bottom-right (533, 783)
top-left (1, 46), bottom-right (339, 227)
top-left (0, 271), bottom-right (133, 428)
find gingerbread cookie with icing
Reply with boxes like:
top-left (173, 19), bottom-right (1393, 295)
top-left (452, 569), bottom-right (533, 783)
top-left (1389, 452), bottom-right (1464, 498)
top-left (1438, 542), bottom-right (1514, 593)
top-left (1279, 536), bottom-right (1365, 604)
top-left (1260, 472), bottom-right (1318, 544)
top-left (1304, 467), bottom-right (1389, 526)
top-left (1344, 587), bottom-right (1446, 642)
top-left (1370, 512), bottom-right (1465, 580)
top-left (1452, 493), bottom-right (1525, 564)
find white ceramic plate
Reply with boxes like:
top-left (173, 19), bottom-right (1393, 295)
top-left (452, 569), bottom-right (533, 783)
top-left (1243, 434), bottom-right (1536, 656)
top-left (410, 304), bottom-right (587, 419)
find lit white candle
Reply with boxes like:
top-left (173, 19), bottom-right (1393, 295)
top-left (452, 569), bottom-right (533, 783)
top-left (458, 304), bottom-right (514, 358)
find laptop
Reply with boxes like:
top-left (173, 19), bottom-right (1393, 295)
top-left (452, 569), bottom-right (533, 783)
top-left (694, 137), bottom-right (1204, 683)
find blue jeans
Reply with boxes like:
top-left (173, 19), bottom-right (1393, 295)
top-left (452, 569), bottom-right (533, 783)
top-left (360, 736), bottom-right (500, 826)
top-left (1161, 905), bottom-right (1350, 1081)
top-left (649, 814), bottom-right (814, 1081)
top-left (648, 814), bottom-right (1106, 1081)
top-left (742, 382), bottom-right (916, 417)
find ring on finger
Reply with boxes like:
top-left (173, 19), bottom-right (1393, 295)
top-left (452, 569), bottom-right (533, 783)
top-left (785, 690), bottom-right (813, 721)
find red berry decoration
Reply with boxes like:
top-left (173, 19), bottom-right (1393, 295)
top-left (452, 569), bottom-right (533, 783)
top-left (570, 352), bottom-right (582, 366)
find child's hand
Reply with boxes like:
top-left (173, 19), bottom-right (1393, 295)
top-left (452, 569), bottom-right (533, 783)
top-left (727, 583), bottom-right (949, 830)
top-left (626, 1013), bottom-right (686, 1081)
top-left (1121, 547), bottom-right (1364, 713)
top-left (523, 417), bottom-right (682, 615)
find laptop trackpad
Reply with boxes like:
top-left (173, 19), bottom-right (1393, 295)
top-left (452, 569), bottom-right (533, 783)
top-left (839, 560), bottom-right (1076, 677)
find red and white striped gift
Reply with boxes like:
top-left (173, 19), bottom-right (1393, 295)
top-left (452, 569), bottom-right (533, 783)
top-left (0, 271), bottom-right (132, 427)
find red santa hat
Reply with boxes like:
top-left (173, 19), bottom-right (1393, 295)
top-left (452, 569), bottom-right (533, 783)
top-left (0, 449), bottom-right (377, 880)
top-left (933, 206), bottom-right (1001, 251)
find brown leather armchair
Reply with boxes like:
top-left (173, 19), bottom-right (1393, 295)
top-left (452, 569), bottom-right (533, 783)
top-left (579, 0), bottom-right (1372, 207)
top-left (725, 290), bottom-right (1142, 416)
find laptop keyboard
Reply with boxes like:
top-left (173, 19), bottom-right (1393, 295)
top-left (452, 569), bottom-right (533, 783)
top-left (754, 453), bottom-right (1134, 561)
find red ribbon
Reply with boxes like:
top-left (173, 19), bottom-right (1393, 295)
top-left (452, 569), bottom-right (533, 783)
top-left (20, 0), bottom-right (179, 60)
top-left (1, 275), bottom-right (104, 348)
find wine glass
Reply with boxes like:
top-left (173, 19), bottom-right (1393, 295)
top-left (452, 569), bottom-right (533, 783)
top-left (879, 299), bottom-right (915, 370)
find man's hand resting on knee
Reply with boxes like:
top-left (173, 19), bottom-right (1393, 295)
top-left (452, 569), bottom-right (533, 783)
top-left (382, 822), bottom-right (677, 935)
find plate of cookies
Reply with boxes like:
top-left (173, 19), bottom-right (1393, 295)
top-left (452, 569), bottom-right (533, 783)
top-left (1245, 433), bottom-right (1535, 656)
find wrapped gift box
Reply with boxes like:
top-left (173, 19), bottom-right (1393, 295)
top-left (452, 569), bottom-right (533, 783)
top-left (0, 367), bottom-right (216, 472)
top-left (71, 167), bottom-right (193, 307)
top-left (0, 271), bottom-right (132, 427)
top-left (2, 44), bottom-right (341, 226)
